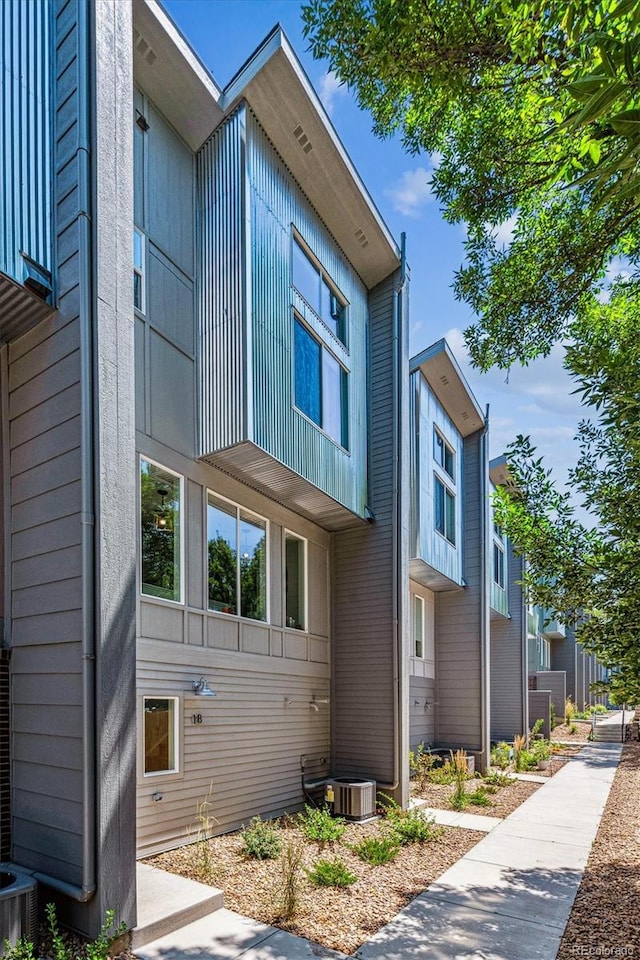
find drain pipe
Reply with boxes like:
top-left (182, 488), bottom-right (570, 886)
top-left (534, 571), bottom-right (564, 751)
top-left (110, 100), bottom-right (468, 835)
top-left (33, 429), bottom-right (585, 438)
top-left (377, 234), bottom-right (407, 794)
top-left (479, 404), bottom-right (491, 773)
top-left (33, 1), bottom-right (96, 902)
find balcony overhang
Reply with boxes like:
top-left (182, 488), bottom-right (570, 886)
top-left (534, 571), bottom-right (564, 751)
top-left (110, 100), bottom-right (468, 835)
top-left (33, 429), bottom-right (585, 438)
top-left (0, 271), bottom-right (56, 345)
top-left (132, 0), bottom-right (224, 151)
top-left (410, 339), bottom-right (484, 437)
top-left (220, 29), bottom-right (400, 289)
top-left (542, 622), bottom-right (566, 640)
top-left (201, 442), bottom-right (368, 532)
top-left (409, 557), bottom-right (463, 593)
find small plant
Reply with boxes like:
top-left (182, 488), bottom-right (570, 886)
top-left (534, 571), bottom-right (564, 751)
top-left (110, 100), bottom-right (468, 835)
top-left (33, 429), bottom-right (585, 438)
top-left (409, 743), bottom-right (436, 788)
top-left (191, 784), bottom-right (219, 881)
top-left (467, 787), bottom-right (493, 807)
top-left (513, 734), bottom-right (527, 772)
top-left (550, 702), bottom-right (557, 730)
top-left (531, 738), bottom-right (551, 763)
top-left (46, 902), bottom-right (71, 960)
top-left (278, 839), bottom-right (304, 919)
top-left (298, 804), bottom-right (345, 844)
top-left (241, 816), bottom-right (282, 860)
top-left (570, 722), bottom-right (578, 734)
top-left (2, 939), bottom-right (36, 960)
top-left (530, 717), bottom-right (544, 738)
top-left (385, 801), bottom-right (443, 843)
top-left (490, 741), bottom-right (512, 770)
top-left (565, 697), bottom-right (576, 726)
top-left (483, 771), bottom-right (512, 788)
top-left (592, 703), bottom-right (608, 714)
top-left (426, 760), bottom-right (457, 784)
top-left (451, 749), bottom-right (470, 810)
top-left (352, 835), bottom-right (400, 865)
top-left (306, 856), bottom-right (357, 887)
top-left (85, 909), bottom-right (127, 960)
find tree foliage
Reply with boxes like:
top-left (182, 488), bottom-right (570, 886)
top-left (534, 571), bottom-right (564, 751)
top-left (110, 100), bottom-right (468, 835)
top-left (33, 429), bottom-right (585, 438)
top-left (303, 0), bottom-right (640, 697)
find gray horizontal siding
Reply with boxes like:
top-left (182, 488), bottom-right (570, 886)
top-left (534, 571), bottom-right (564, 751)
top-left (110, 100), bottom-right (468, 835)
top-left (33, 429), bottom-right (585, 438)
top-left (409, 677), bottom-right (436, 749)
top-left (490, 544), bottom-right (526, 741)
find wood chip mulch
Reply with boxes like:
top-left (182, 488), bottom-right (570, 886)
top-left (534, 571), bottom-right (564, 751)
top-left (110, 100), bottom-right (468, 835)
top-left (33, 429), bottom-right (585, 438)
top-left (551, 720), bottom-right (594, 743)
top-left (411, 775), bottom-right (542, 816)
top-left (557, 741), bottom-right (640, 958)
top-left (145, 817), bottom-right (485, 955)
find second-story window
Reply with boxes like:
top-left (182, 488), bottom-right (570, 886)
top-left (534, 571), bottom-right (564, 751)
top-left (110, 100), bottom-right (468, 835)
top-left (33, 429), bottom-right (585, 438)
top-left (493, 542), bottom-right (505, 587)
top-left (207, 494), bottom-right (268, 621)
top-left (294, 317), bottom-right (348, 449)
top-left (293, 238), bottom-right (346, 343)
top-left (134, 227), bottom-right (145, 313)
top-left (434, 475), bottom-right (455, 544)
top-left (434, 428), bottom-right (455, 480)
top-left (284, 531), bottom-right (307, 630)
top-left (413, 595), bottom-right (424, 658)
top-left (140, 458), bottom-right (182, 603)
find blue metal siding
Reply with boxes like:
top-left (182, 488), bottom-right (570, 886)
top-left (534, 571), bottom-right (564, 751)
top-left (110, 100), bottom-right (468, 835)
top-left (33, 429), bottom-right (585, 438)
top-left (198, 104), bottom-right (369, 517)
top-left (412, 371), bottom-right (463, 584)
top-left (0, 0), bottom-right (52, 285)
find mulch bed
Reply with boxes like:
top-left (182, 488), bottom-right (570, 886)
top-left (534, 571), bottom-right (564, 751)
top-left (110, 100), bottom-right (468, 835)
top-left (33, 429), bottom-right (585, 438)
top-left (411, 776), bottom-right (541, 817)
top-left (145, 816), bottom-right (484, 955)
top-left (551, 720), bottom-right (593, 743)
top-left (557, 741), bottom-right (640, 958)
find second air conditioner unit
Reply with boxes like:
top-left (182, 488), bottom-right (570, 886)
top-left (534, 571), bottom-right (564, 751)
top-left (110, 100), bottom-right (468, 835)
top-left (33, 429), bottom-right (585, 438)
top-left (328, 777), bottom-right (376, 821)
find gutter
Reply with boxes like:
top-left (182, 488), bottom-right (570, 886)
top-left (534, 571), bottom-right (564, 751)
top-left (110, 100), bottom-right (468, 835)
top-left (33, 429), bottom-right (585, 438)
top-left (377, 234), bottom-right (407, 794)
top-left (32, 0), bottom-right (97, 903)
top-left (479, 404), bottom-right (491, 772)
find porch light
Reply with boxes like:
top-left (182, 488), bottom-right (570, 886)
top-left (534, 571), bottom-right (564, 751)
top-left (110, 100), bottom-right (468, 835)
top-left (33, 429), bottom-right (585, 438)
top-left (192, 677), bottom-right (217, 697)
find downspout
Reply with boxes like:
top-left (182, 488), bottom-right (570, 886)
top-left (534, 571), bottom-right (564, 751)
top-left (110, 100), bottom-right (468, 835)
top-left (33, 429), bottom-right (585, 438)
top-left (520, 552), bottom-right (529, 736)
top-left (33, 0), bottom-right (96, 902)
top-left (377, 234), bottom-right (406, 793)
top-left (479, 404), bottom-right (490, 772)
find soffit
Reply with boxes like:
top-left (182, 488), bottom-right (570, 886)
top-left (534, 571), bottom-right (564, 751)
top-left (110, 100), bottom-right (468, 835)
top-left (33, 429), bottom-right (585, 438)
top-left (222, 35), bottom-right (400, 289)
top-left (132, 0), bottom-right (224, 151)
top-left (411, 339), bottom-right (485, 438)
top-left (0, 273), bottom-right (56, 345)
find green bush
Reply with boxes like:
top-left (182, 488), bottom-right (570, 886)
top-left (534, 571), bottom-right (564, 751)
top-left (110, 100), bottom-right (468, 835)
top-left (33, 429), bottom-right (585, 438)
top-left (2, 939), bottom-right (36, 960)
top-left (490, 742), bottom-right (512, 769)
top-left (426, 761), bottom-right (456, 784)
top-left (298, 804), bottom-right (345, 843)
top-left (384, 802), bottom-right (443, 844)
top-left (467, 787), bottom-right (493, 807)
top-left (409, 743), bottom-right (437, 788)
top-left (306, 856), bottom-right (357, 887)
top-left (241, 816), bottom-right (282, 860)
top-left (351, 835), bottom-right (400, 865)
top-left (592, 703), bottom-right (608, 714)
top-left (483, 771), bottom-right (513, 788)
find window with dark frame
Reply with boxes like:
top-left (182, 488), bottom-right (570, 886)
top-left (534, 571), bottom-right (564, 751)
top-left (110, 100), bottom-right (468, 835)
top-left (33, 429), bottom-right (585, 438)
top-left (294, 316), bottom-right (348, 449)
top-left (140, 459), bottom-right (181, 603)
top-left (434, 475), bottom-right (456, 544)
top-left (493, 541), bottom-right (505, 587)
top-left (434, 428), bottom-right (455, 480)
top-left (292, 237), bottom-right (346, 344)
top-left (207, 494), bottom-right (268, 622)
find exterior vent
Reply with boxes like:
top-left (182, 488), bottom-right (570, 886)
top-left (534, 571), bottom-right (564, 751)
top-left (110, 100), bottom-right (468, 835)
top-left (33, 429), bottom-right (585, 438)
top-left (0, 866), bottom-right (37, 955)
top-left (133, 29), bottom-right (157, 66)
top-left (440, 375), bottom-right (449, 385)
top-left (461, 411), bottom-right (469, 420)
top-left (328, 777), bottom-right (376, 821)
top-left (354, 228), bottom-right (369, 249)
top-left (293, 125), bottom-right (313, 154)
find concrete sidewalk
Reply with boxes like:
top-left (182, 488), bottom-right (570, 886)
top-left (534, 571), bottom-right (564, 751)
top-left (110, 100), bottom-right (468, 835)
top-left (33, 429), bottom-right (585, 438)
top-left (136, 742), bottom-right (621, 960)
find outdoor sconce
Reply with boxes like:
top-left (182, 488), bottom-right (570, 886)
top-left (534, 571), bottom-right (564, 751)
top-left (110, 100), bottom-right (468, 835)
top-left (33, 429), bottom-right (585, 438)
top-left (192, 677), bottom-right (217, 697)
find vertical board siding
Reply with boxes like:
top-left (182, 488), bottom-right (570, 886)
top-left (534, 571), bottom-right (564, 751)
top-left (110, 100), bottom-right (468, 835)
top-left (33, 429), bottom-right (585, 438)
top-left (198, 104), bottom-right (369, 517)
top-left (0, 0), bottom-right (53, 284)
top-left (490, 544), bottom-right (526, 741)
top-left (413, 372), bottom-right (463, 585)
top-left (435, 430), bottom-right (484, 749)
top-left (7, 0), bottom-right (84, 885)
top-left (137, 643), bottom-right (330, 855)
top-left (331, 275), bottom-right (398, 782)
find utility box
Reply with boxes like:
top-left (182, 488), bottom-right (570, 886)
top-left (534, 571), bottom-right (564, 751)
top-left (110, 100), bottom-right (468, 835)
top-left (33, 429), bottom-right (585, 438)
top-left (327, 777), bottom-right (376, 820)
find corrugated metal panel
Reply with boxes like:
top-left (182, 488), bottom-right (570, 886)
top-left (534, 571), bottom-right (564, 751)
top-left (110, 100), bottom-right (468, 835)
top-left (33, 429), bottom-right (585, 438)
top-left (198, 103), bottom-right (370, 521)
top-left (0, 0), bottom-right (52, 285)
top-left (490, 544), bottom-right (527, 741)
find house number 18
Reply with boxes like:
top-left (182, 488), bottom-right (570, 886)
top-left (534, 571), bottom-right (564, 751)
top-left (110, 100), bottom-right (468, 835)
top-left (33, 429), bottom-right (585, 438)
top-left (191, 714), bottom-right (203, 724)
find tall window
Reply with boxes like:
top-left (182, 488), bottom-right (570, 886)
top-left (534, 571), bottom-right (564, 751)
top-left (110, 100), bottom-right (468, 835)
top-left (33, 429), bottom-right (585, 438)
top-left (208, 494), bottom-right (267, 621)
top-left (434, 475), bottom-right (455, 544)
top-left (140, 459), bottom-right (182, 602)
top-left (134, 228), bottom-right (145, 313)
top-left (285, 531), bottom-right (307, 630)
top-left (293, 238), bottom-right (346, 343)
top-left (434, 429), bottom-right (455, 480)
top-left (493, 541), bottom-right (505, 587)
top-left (294, 318), bottom-right (348, 448)
top-left (143, 697), bottom-right (178, 776)
top-left (413, 595), bottom-right (424, 658)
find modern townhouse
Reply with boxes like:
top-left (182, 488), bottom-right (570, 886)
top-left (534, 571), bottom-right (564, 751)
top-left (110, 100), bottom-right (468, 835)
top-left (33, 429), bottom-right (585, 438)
top-left (408, 339), bottom-right (491, 772)
top-left (0, 0), bottom-right (411, 938)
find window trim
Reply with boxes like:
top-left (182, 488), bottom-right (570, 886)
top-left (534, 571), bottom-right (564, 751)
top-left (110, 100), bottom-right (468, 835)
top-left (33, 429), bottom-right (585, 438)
top-left (433, 427), bottom-right (455, 482)
top-left (139, 455), bottom-right (184, 606)
top-left (284, 529), bottom-right (308, 632)
top-left (134, 227), bottom-right (146, 315)
top-left (292, 231), bottom-right (348, 346)
top-left (293, 313), bottom-right (349, 451)
top-left (141, 695), bottom-right (181, 779)
top-left (413, 594), bottom-right (425, 659)
top-left (493, 541), bottom-right (505, 588)
top-left (434, 473), bottom-right (456, 545)
top-left (206, 489), bottom-right (270, 623)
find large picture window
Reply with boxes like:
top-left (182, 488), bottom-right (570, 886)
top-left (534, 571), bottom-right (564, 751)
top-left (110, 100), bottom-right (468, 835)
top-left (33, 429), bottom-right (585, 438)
top-left (140, 459), bottom-right (182, 602)
top-left (294, 318), bottom-right (348, 448)
top-left (434, 475), bottom-right (456, 544)
top-left (293, 237), bottom-right (346, 343)
top-left (285, 531), bottom-right (306, 630)
top-left (143, 697), bottom-right (179, 776)
top-left (208, 494), bottom-right (267, 621)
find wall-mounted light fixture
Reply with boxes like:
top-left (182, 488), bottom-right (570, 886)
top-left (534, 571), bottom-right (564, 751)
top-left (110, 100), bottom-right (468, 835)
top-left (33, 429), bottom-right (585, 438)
top-left (192, 677), bottom-right (217, 697)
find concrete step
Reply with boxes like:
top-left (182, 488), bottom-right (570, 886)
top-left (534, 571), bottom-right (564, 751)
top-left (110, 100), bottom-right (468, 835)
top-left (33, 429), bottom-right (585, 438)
top-left (132, 862), bottom-right (224, 949)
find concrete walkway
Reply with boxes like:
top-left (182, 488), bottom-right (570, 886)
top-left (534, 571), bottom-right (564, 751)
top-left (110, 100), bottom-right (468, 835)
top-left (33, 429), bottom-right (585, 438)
top-left (136, 742), bottom-right (621, 960)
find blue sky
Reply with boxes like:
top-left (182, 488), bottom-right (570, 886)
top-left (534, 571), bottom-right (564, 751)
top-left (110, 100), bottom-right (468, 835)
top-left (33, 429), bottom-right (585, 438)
top-left (164, 0), bottom-right (587, 496)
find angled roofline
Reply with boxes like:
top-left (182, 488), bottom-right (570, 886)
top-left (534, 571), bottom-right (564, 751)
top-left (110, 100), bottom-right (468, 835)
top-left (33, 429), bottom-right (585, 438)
top-left (410, 338), bottom-right (485, 437)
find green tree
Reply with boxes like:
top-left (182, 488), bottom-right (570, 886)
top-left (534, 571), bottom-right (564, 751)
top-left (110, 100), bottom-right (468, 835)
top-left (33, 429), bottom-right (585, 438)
top-left (208, 536), bottom-right (237, 613)
top-left (303, 0), bottom-right (640, 695)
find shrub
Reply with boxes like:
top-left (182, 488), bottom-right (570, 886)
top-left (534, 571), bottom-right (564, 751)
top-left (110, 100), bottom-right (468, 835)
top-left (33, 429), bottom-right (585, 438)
top-left (550, 702), bottom-right (557, 730)
top-left (483, 771), bottom-right (513, 788)
top-left (409, 743), bottom-right (436, 788)
top-left (451, 749), bottom-right (469, 810)
top-left (467, 787), bottom-right (493, 807)
top-left (426, 760), bottom-right (457, 784)
top-left (385, 802), bottom-right (444, 843)
top-left (530, 717), bottom-right (544, 737)
top-left (241, 816), bottom-right (282, 860)
top-left (531, 738), bottom-right (551, 763)
top-left (513, 734), bottom-right (527, 771)
top-left (278, 840), bottom-right (304, 919)
top-left (298, 804), bottom-right (345, 843)
top-left (2, 939), bottom-right (36, 960)
top-left (565, 697), bottom-right (576, 725)
top-left (85, 910), bottom-right (127, 960)
top-left (570, 722), bottom-right (578, 734)
top-left (490, 742), bottom-right (512, 770)
top-left (352, 835), bottom-right (400, 865)
top-left (306, 856), bottom-right (357, 887)
top-left (592, 703), bottom-right (608, 714)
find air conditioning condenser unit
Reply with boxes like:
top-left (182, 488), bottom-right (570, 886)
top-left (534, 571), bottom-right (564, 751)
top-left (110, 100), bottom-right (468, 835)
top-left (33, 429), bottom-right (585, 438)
top-left (327, 777), bottom-right (376, 821)
top-left (0, 865), bottom-right (38, 956)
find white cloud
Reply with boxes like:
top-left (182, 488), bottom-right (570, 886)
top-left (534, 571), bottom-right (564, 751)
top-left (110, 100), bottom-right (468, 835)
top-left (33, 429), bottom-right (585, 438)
top-left (385, 167), bottom-right (434, 218)
top-left (492, 213), bottom-right (518, 247)
top-left (598, 256), bottom-right (634, 304)
top-left (317, 71), bottom-right (347, 116)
